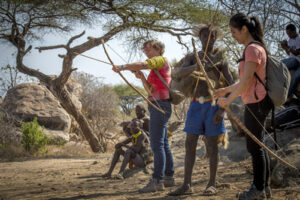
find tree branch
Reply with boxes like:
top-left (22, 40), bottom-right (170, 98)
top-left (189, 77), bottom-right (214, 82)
top-left (36, 44), bottom-right (67, 52)
top-left (67, 31), bottom-right (85, 47)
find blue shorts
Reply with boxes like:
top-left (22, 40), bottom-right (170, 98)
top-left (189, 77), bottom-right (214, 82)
top-left (183, 101), bottom-right (226, 137)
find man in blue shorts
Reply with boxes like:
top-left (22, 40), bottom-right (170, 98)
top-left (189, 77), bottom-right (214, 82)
top-left (169, 25), bottom-right (234, 196)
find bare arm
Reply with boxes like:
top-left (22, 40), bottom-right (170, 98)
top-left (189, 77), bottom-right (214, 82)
top-left (290, 48), bottom-right (300, 56)
top-left (173, 54), bottom-right (198, 80)
top-left (130, 134), bottom-right (145, 153)
top-left (215, 82), bottom-right (239, 97)
top-left (112, 61), bottom-right (148, 72)
top-left (281, 40), bottom-right (290, 55)
top-left (121, 137), bottom-right (132, 145)
top-left (115, 137), bottom-right (132, 149)
top-left (218, 62), bottom-right (257, 108)
top-left (134, 71), bottom-right (153, 95)
top-left (280, 40), bottom-right (300, 56)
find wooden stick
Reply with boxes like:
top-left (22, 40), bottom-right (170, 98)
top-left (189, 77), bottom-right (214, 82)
top-left (101, 39), bottom-right (165, 114)
top-left (192, 38), bottom-right (297, 170)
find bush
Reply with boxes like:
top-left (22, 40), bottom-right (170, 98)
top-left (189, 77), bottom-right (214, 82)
top-left (21, 117), bottom-right (49, 154)
top-left (0, 107), bottom-right (21, 145)
top-left (72, 71), bottom-right (121, 152)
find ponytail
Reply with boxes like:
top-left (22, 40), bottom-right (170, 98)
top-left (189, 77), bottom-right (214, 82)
top-left (230, 13), bottom-right (268, 53)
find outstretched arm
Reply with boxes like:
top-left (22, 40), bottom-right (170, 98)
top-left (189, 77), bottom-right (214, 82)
top-left (218, 61), bottom-right (257, 108)
top-left (113, 61), bottom-right (148, 72)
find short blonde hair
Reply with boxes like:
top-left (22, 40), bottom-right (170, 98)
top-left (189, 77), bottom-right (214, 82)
top-left (142, 40), bottom-right (165, 55)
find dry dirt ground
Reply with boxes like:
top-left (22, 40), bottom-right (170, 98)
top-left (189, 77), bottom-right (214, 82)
top-left (0, 123), bottom-right (299, 200)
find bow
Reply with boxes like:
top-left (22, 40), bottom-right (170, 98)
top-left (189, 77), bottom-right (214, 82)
top-left (101, 39), bottom-right (165, 114)
top-left (191, 38), bottom-right (296, 170)
top-left (193, 3), bottom-right (220, 104)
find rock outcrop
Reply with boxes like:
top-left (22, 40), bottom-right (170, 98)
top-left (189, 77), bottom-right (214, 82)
top-left (3, 82), bottom-right (71, 141)
top-left (265, 127), bottom-right (300, 187)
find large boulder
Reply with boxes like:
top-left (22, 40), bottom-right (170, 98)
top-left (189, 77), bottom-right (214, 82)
top-left (264, 126), bottom-right (300, 187)
top-left (40, 76), bottom-right (83, 111)
top-left (3, 83), bottom-right (71, 141)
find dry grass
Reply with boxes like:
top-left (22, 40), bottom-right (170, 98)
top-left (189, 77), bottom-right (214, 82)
top-left (44, 142), bottom-right (95, 157)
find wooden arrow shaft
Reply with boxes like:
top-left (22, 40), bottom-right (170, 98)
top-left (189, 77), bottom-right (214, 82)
top-left (101, 40), bottom-right (165, 114)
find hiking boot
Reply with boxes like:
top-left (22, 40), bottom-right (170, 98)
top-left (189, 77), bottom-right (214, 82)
top-left (236, 184), bottom-right (266, 200)
top-left (265, 186), bottom-right (272, 199)
top-left (168, 184), bottom-right (193, 196)
top-left (164, 176), bottom-right (175, 187)
top-left (138, 178), bottom-right (164, 193)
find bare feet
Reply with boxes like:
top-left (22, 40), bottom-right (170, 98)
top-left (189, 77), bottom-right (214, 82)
top-left (102, 173), bottom-right (111, 178)
top-left (203, 186), bottom-right (218, 196)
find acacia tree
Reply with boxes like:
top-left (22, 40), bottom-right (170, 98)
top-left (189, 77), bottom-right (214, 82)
top-left (113, 84), bottom-right (146, 115)
top-left (219, 0), bottom-right (300, 62)
top-left (0, 0), bottom-right (104, 152)
top-left (0, 0), bottom-right (216, 152)
top-left (0, 64), bottom-right (35, 96)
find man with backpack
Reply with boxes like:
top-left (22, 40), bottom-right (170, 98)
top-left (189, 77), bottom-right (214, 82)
top-left (280, 24), bottom-right (300, 98)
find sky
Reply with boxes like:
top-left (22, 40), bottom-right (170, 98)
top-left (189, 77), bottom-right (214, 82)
top-left (0, 26), bottom-right (192, 88)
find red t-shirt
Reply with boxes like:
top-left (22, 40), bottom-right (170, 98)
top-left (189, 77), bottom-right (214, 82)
top-left (238, 44), bottom-right (267, 104)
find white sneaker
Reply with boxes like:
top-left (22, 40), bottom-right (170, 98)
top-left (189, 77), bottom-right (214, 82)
top-left (138, 178), bottom-right (164, 193)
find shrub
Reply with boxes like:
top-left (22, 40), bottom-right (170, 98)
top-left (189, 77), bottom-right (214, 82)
top-left (0, 107), bottom-right (21, 145)
top-left (21, 117), bottom-right (49, 154)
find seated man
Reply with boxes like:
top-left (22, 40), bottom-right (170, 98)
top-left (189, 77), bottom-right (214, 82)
top-left (120, 104), bottom-right (150, 137)
top-left (103, 118), bottom-right (152, 179)
top-left (280, 24), bottom-right (300, 97)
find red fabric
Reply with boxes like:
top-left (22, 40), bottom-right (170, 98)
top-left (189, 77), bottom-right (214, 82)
top-left (147, 61), bottom-right (171, 101)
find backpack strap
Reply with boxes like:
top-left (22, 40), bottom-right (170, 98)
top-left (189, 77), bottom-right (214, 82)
top-left (240, 42), bottom-right (277, 149)
top-left (153, 69), bottom-right (170, 90)
top-left (238, 40), bottom-right (269, 89)
top-left (254, 72), bottom-right (265, 88)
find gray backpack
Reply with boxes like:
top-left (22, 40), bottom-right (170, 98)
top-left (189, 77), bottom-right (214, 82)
top-left (241, 41), bottom-right (291, 106)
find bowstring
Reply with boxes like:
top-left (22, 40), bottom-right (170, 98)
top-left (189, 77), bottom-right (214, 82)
top-left (106, 43), bottom-right (166, 113)
top-left (191, 1), bottom-right (290, 163)
top-left (205, 51), bottom-right (288, 161)
top-left (193, 2), bottom-right (220, 99)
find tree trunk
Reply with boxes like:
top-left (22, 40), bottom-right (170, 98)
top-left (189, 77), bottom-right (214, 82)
top-left (14, 33), bottom-right (104, 152)
top-left (52, 83), bottom-right (103, 152)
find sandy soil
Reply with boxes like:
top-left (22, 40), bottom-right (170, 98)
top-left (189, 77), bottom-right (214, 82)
top-left (0, 124), bottom-right (299, 200)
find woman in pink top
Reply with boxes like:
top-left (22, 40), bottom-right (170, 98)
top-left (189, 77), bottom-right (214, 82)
top-left (216, 13), bottom-right (272, 200)
top-left (112, 40), bottom-right (174, 193)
